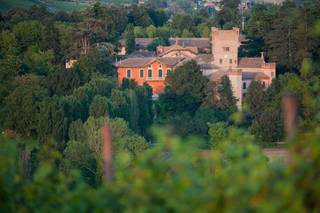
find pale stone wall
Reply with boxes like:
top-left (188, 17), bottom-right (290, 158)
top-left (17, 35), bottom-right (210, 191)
top-left (212, 27), bottom-right (240, 69)
top-left (240, 66), bottom-right (276, 85)
top-left (242, 79), bottom-right (252, 94)
top-left (228, 69), bottom-right (243, 110)
top-left (66, 59), bottom-right (78, 69)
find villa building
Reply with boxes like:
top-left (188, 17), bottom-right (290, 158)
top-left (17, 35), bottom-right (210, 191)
top-left (66, 58), bottom-right (78, 69)
top-left (117, 57), bottom-right (187, 94)
top-left (116, 27), bottom-right (276, 109)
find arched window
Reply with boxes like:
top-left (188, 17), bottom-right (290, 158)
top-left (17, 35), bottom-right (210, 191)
top-left (148, 69), bottom-right (152, 78)
top-left (158, 69), bottom-right (163, 78)
top-left (139, 69), bottom-right (144, 78)
top-left (126, 69), bottom-right (131, 78)
top-left (243, 82), bottom-right (246, 89)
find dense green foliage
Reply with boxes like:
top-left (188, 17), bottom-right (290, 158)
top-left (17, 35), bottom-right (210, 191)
top-left (1, 124), bottom-right (320, 211)
top-left (0, 1), bottom-right (320, 211)
top-left (244, 1), bottom-right (320, 74)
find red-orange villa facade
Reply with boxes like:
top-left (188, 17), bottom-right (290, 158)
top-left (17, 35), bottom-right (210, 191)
top-left (117, 57), bottom-right (187, 94)
top-left (116, 27), bottom-right (276, 109)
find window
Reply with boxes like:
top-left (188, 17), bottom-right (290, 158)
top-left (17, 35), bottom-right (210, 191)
top-left (262, 81), bottom-right (266, 88)
top-left (229, 59), bottom-right (232, 64)
top-left (148, 69), bottom-right (152, 78)
top-left (219, 59), bottom-right (223, 64)
top-left (126, 69), bottom-right (131, 78)
top-left (139, 69), bottom-right (144, 78)
top-left (167, 69), bottom-right (171, 75)
top-left (159, 64), bottom-right (162, 68)
top-left (158, 69), bottom-right (163, 78)
top-left (243, 82), bottom-right (246, 89)
top-left (223, 47), bottom-right (230, 52)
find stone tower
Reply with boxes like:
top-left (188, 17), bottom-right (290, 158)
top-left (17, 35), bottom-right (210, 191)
top-left (211, 27), bottom-right (241, 70)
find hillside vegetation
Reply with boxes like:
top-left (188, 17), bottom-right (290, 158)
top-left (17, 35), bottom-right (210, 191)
top-left (0, 0), bottom-right (90, 12)
top-left (0, 1), bottom-right (320, 211)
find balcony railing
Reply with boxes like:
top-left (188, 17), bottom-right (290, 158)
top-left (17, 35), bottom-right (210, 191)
top-left (147, 77), bottom-right (165, 80)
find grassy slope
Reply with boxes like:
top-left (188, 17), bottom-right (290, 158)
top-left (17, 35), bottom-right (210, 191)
top-left (0, 0), bottom-right (90, 12)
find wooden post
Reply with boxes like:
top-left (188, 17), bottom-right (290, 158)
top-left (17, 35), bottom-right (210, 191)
top-left (282, 94), bottom-right (298, 139)
top-left (101, 123), bottom-right (113, 182)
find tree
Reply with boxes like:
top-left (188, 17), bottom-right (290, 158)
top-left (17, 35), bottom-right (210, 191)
top-left (147, 37), bottom-right (169, 51)
top-left (208, 122), bottom-right (228, 147)
top-left (148, 8), bottom-right (168, 27)
top-left (128, 90), bottom-right (139, 133)
top-left (38, 97), bottom-right (68, 147)
top-left (42, 21), bottom-right (62, 62)
top-left (110, 89), bottom-right (130, 121)
top-left (171, 14), bottom-right (194, 36)
top-left (117, 135), bottom-right (148, 157)
top-left (166, 60), bottom-right (208, 103)
top-left (136, 84), bottom-right (153, 136)
top-left (134, 26), bottom-right (147, 38)
top-left (216, 76), bottom-right (237, 113)
top-left (159, 60), bottom-right (208, 116)
top-left (156, 26), bottom-right (170, 38)
top-left (264, 4), bottom-right (300, 73)
top-left (197, 23), bottom-right (210, 37)
top-left (246, 81), bottom-right (267, 119)
top-left (250, 106), bottom-right (283, 143)
top-left (89, 95), bottom-right (111, 118)
top-left (0, 55), bottom-right (22, 106)
top-left (124, 24), bottom-right (135, 54)
top-left (46, 68), bottom-right (81, 96)
top-left (0, 31), bottom-right (18, 57)
top-left (146, 25), bottom-right (157, 38)
top-left (128, 5), bottom-right (152, 27)
top-left (12, 20), bottom-right (46, 53)
top-left (246, 80), bottom-right (284, 143)
top-left (202, 81), bottom-right (219, 109)
top-left (181, 29), bottom-right (194, 37)
top-left (216, 0), bottom-right (241, 29)
top-left (22, 45), bottom-right (54, 76)
top-left (74, 48), bottom-right (115, 77)
top-left (64, 140), bottom-right (97, 186)
top-left (2, 85), bottom-right (48, 136)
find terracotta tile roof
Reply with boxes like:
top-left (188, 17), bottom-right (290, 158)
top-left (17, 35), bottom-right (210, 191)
top-left (135, 38), bottom-right (153, 48)
top-left (116, 57), bottom-right (154, 67)
top-left (168, 38), bottom-right (211, 49)
top-left (242, 72), bottom-right (270, 80)
top-left (116, 57), bottom-right (185, 68)
top-left (195, 54), bottom-right (213, 63)
top-left (200, 63), bottom-right (219, 70)
top-left (239, 57), bottom-right (264, 68)
top-left (208, 70), bottom-right (270, 81)
top-left (120, 35), bottom-right (244, 49)
top-left (158, 57), bottom-right (186, 66)
top-left (209, 71), bottom-right (228, 81)
top-left (127, 51), bottom-right (155, 58)
top-left (158, 44), bottom-right (198, 57)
